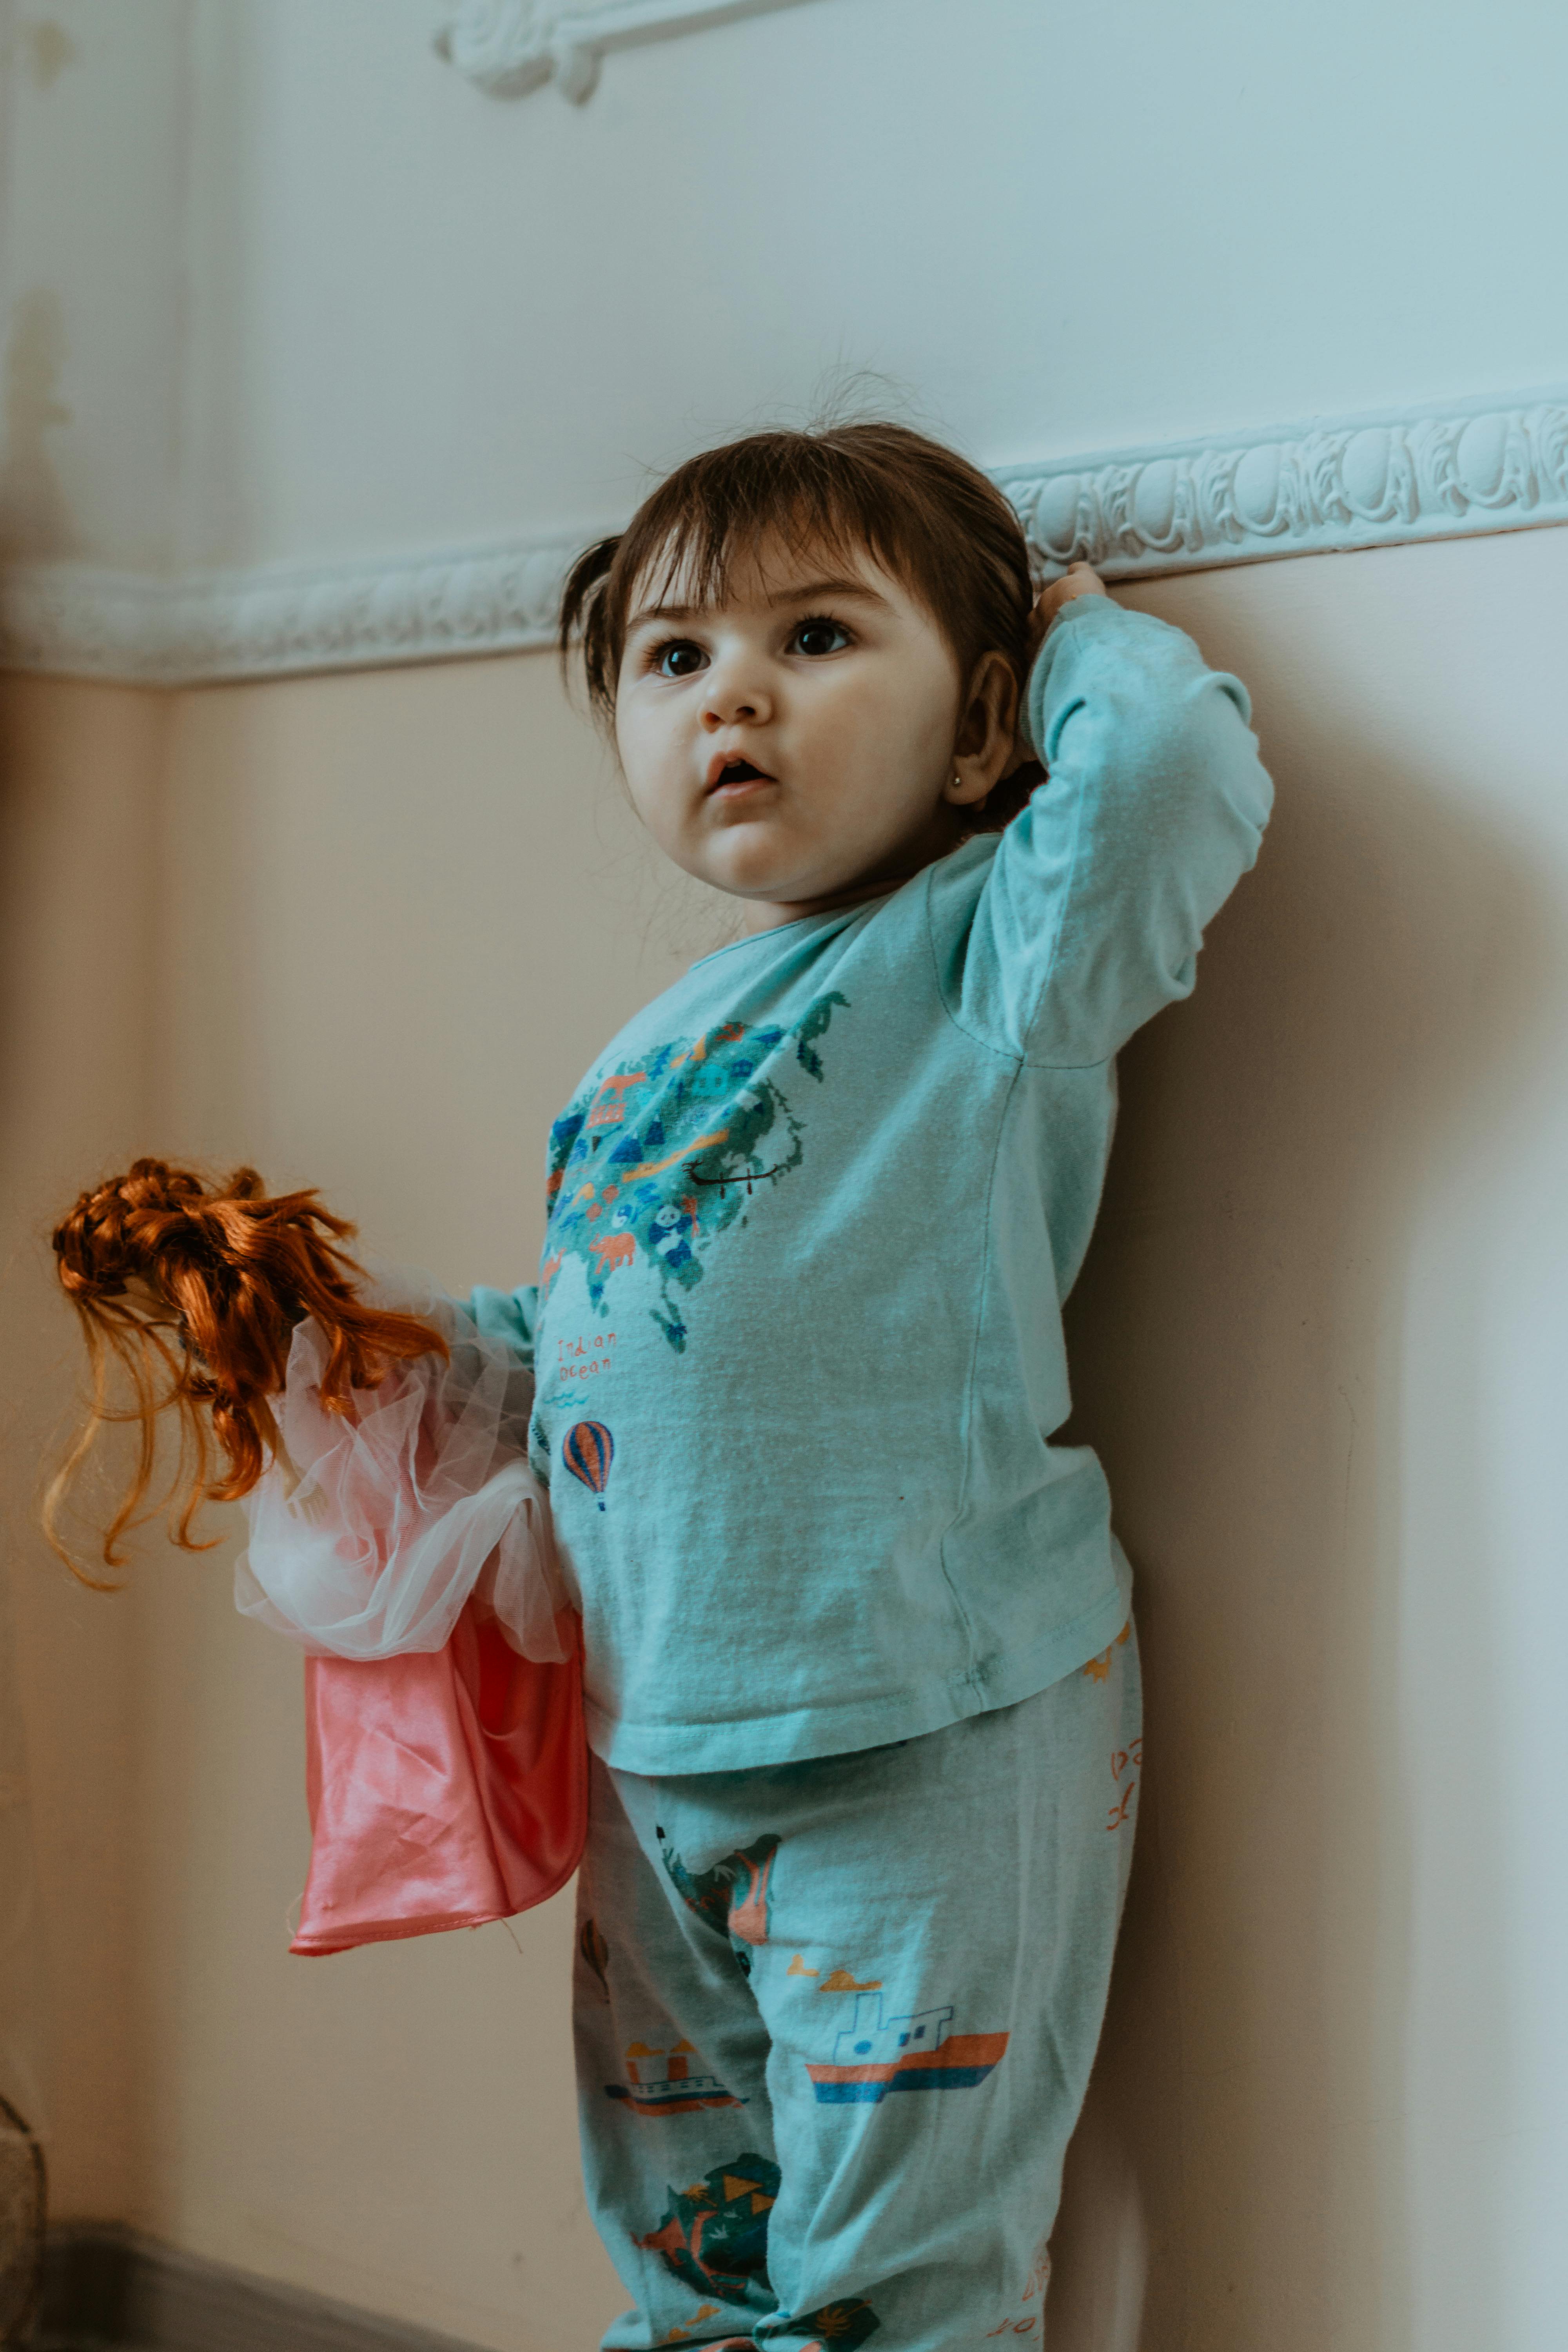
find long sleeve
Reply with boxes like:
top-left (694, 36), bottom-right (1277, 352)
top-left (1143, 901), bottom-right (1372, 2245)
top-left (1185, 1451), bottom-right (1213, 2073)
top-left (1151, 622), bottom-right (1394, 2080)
top-left (235, 1269), bottom-right (568, 1664)
top-left (943, 597), bottom-right (1273, 1065)
top-left (467, 1281), bottom-right (541, 1374)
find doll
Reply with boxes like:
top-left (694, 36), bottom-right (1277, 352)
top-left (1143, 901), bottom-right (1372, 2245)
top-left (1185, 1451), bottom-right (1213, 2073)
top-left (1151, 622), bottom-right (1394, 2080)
top-left (46, 1157), bottom-right (447, 1577)
top-left (46, 1157), bottom-right (583, 1949)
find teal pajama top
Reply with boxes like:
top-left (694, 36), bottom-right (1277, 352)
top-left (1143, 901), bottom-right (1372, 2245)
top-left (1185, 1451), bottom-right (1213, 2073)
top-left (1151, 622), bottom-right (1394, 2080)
top-left (472, 596), bottom-right (1273, 1773)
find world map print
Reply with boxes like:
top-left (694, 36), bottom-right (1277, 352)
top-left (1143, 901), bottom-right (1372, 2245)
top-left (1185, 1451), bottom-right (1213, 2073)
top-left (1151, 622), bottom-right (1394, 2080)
top-left (540, 993), bottom-right (848, 1352)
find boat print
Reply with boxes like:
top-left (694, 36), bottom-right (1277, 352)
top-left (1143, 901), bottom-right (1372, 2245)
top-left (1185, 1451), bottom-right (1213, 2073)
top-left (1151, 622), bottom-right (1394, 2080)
top-left (806, 1993), bottom-right (1009, 2105)
top-left (606, 2038), bottom-right (745, 2119)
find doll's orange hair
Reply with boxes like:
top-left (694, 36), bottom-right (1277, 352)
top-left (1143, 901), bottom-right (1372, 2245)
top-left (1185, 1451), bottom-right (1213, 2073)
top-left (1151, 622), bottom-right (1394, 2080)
top-left (44, 1158), bottom-right (447, 1587)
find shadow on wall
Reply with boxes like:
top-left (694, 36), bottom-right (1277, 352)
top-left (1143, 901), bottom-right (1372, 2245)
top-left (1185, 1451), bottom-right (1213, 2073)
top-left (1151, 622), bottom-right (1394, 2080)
top-left (1042, 583), bottom-right (1552, 2352)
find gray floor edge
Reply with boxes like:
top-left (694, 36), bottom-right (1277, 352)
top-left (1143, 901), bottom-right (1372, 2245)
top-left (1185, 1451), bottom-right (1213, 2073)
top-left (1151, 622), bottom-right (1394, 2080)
top-left (35, 2225), bottom-right (490, 2352)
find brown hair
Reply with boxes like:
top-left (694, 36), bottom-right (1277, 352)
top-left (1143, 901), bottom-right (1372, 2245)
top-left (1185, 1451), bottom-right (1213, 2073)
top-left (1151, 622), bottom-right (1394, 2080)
top-left (44, 1159), bottom-right (447, 1587)
top-left (559, 419), bottom-right (1040, 824)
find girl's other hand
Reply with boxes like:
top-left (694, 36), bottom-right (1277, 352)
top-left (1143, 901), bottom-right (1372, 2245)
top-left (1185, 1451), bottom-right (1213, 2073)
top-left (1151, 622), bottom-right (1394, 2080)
top-left (1026, 561), bottom-right (1109, 663)
top-left (1005, 563), bottom-right (1109, 780)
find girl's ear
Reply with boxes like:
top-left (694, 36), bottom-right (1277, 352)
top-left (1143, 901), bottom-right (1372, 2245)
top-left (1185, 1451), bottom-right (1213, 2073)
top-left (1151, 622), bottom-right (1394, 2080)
top-left (944, 652), bottom-right (1019, 809)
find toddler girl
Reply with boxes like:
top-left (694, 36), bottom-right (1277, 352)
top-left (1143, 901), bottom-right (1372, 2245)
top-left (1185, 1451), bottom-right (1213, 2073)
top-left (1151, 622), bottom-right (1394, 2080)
top-left (54, 420), bottom-right (1272, 2350)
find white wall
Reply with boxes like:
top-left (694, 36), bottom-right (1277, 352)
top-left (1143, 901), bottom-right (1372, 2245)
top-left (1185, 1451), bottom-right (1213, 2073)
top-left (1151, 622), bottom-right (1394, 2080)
top-left (7, 0), bottom-right (1568, 573)
top-left (0, 0), bottom-right (190, 567)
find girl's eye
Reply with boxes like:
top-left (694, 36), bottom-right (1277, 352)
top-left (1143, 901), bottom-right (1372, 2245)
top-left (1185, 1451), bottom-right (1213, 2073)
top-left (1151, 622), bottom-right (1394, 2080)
top-left (789, 617), bottom-right (851, 659)
top-left (653, 639), bottom-right (708, 679)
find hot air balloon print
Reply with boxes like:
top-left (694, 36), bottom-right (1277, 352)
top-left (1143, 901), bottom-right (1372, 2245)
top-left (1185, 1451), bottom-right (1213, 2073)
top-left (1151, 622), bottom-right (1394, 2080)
top-left (564, 1420), bottom-right (614, 1510)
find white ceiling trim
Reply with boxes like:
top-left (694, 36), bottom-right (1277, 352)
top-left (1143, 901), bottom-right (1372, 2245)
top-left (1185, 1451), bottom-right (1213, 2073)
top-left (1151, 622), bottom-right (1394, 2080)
top-left (5, 386), bottom-right (1566, 687)
top-left (434, 0), bottom-right (827, 106)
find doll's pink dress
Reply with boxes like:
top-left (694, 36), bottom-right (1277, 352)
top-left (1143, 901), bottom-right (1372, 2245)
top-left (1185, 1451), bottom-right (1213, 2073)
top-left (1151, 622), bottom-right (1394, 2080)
top-left (235, 1275), bottom-right (585, 1954)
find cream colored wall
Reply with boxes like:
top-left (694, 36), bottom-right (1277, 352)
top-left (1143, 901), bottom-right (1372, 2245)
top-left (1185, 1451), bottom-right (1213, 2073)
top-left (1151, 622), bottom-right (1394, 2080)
top-left (0, 677), bottom-right (165, 2214)
top-left (1056, 525), bottom-right (1568, 2352)
top-left (127, 651), bottom-right (714, 2349)
top-left (86, 521), bottom-right (1566, 2352)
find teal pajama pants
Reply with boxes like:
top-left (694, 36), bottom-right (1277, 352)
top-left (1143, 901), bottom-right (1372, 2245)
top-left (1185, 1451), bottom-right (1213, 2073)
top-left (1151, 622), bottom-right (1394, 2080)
top-left (572, 1624), bottom-right (1141, 2352)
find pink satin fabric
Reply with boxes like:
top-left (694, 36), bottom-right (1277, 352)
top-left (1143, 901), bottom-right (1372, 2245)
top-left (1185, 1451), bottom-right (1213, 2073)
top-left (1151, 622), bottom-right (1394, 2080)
top-left (292, 1601), bottom-right (587, 1956)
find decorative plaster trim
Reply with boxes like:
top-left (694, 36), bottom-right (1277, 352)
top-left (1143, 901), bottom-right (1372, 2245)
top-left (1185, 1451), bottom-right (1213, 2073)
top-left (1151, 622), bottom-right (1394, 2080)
top-left (434, 0), bottom-right (822, 105)
top-left (5, 387), bottom-right (1567, 686)
top-left (996, 385), bottom-right (1568, 583)
top-left (1, 534), bottom-right (584, 686)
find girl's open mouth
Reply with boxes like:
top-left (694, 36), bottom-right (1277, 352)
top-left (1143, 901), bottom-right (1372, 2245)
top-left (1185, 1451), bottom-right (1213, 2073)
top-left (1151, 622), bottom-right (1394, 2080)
top-left (707, 755), bottom-right (775, 795)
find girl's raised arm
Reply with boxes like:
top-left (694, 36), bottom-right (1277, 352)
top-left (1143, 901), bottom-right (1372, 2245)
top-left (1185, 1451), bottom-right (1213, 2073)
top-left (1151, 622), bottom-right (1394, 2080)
top-left (951, 595), bottom-right (1273, 1066)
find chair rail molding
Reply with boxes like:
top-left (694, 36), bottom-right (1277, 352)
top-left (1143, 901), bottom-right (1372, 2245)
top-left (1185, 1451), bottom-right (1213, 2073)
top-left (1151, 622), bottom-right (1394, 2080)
top-left (434, 0), bottom-right (825, 105)
top-left (5, 386), bottom-right (1567, 686)
top-left (996, 387), bottom-right (1568, 586)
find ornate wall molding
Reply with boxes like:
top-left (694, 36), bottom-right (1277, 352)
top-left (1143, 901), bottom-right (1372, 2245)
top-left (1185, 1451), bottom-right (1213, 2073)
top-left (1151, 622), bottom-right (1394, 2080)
top-left (434, 0), bottom-right (822, 106)
top-left (5, 387), bottom-right (1566, 686)
top-left (0, 535), bottom-right (582, 687)
top-left (995, 386), bottom-right (1568, 583)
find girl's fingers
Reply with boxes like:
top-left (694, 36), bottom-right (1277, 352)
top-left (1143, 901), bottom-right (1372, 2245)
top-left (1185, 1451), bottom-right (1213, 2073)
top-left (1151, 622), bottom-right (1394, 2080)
top-left (1027, 563), bottom-right (1109, 650)
top-left (1041, 563), bottom-right (1108, 610)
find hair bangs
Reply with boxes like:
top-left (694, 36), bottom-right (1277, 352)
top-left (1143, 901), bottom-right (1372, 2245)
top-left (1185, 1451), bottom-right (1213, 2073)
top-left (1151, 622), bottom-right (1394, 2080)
top-left (632, 439), bottom-right (919, 617)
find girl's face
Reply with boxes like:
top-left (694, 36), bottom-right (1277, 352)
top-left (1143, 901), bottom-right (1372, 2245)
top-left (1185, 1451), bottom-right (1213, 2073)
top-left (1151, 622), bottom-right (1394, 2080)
top-left (614, 534), bottom-right (1017, 932)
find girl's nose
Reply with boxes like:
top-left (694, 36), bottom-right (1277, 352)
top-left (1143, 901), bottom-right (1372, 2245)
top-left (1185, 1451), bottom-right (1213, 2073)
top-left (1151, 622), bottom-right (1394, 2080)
top-left (700, 661), bottom-right (773, 728)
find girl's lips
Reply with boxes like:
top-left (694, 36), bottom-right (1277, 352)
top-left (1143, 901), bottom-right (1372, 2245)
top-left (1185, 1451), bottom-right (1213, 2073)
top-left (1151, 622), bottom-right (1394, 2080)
top-left (710, 777), bottom-right (776, 802)
top-left (706, 751), bottom-right (776, 794)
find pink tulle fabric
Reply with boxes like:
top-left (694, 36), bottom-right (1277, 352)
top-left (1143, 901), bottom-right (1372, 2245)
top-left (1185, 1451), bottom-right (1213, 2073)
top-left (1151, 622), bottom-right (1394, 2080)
top-left (234, 1272), bottom-right (586, 1955)
top-left (236, 1272), bottom-right (569, 1664)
